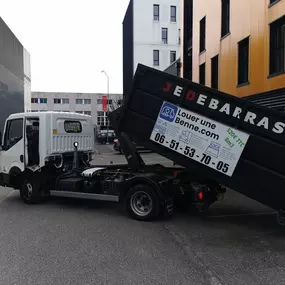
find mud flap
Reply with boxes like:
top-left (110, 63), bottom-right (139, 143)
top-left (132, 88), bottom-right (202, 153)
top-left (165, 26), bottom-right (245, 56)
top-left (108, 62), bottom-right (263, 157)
top-left (162, 196), bottom-right (174, 218)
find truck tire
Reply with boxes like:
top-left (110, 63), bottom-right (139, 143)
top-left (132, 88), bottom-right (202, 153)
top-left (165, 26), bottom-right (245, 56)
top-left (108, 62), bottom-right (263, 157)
top-left (20, 177), bottom-right (43, 204)
top-left (125, 184), bottom-right (160, 221)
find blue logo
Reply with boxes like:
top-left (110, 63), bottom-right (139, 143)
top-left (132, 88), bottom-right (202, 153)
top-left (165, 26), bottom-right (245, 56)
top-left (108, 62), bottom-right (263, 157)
top-left (159, 102), bottom-right (178, 122)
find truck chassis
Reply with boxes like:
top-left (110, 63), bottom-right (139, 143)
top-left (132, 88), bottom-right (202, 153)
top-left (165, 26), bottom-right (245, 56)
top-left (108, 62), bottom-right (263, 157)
top-left (17, 141), bottom-right (224, 221)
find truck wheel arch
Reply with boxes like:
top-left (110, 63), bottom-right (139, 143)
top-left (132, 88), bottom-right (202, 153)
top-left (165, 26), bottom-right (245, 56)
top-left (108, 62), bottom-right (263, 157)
top-left (120, 177), bottom-right (164, 202)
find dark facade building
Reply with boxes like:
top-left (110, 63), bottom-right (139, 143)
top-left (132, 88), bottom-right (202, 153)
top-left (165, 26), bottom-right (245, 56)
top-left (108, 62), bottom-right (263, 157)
top-left (0, 16), bottom-right (31, 131)
top-left (122, 0), bottom-right (134, 99)
top-left (181, 0), bottom-right (193, 82)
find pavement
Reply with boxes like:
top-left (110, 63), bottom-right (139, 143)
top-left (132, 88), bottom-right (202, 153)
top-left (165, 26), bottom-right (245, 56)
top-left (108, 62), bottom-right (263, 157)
top-left (0, 145), bottom-right (284, 285)
top-left (94, 142), bottom-right (115, 155)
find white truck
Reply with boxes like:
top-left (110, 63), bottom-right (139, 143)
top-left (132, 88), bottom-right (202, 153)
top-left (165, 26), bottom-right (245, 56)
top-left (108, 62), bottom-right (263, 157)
top-left (0, 111), bottom-right (207, 221)
top-left (0, 111), bottom-right (94, 199)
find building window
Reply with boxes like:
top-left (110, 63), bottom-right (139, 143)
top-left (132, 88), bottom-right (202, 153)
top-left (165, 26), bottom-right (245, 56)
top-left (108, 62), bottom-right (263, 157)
top-left (200, 17), bottom-right (206, 53)
top-left (199, 63), bottom-right (206, 85)
top-left (53, 98), bottom-right (69, 104)
top-left (31, 98), bottom-right (38, 103)
top-left (153, 4), bottom-right (159, 21)
top-left (76, 111), bottom-right (84, 114)
top-left (76, 99), bottom-right (83, 104)
top-left (39, 98), bottom-right (47, 104)
top-left (178, 29), bottom-right (181, 45)
top-left (162, 28), bottom-right (168, 44)
top-left (83, 99), bottom-right (91, 104)
top-left (221, 0), bottom-right (230, 38)
top-left (170, 6), bottom-right (176, 22)
top-left (270, 16), bottom-right (285, 75)
top-left (238, 37), bottom-right (250, 85)
top-left (62, 99), bottom-right (69, 104)
top-left (97, 111), bottom-right (109, 126)
top-left (153, 50), bottom-right (159, 66)
top-left (97, 98), bottom-right (112, 104)
top-left (84, 111), bottom-right (91, 115)
top-left (170, 51), bottom-right (176, 63)
top-left (270, 0), bottom-right (279, 5)
top-left (211, 55), bottom-right (219, 89)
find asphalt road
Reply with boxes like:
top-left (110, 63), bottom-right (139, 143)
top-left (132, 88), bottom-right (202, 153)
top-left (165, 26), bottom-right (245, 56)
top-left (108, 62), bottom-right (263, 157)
top-left (0, 145), bottom-right (284, 285)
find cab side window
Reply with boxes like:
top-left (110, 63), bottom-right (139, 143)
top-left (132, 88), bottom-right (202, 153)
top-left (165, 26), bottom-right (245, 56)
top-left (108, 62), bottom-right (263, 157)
top-left (4, 119), bottom-right (23, 150)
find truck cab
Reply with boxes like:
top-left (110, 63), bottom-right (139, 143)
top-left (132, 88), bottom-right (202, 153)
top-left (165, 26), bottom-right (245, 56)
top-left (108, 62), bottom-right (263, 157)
top-left (0, 111), bottom-right (95, 189)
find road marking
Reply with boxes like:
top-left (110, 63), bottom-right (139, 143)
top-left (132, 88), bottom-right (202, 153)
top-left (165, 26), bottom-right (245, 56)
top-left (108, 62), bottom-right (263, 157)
top-left (209, 212), bottom-right (276, 219)
top-left (0, 190), bottom-right (16, 205)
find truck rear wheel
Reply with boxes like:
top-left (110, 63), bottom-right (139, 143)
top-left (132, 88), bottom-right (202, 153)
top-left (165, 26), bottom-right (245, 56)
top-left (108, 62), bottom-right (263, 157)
top-left (20, 178), bottom-right (42, 204)
top-left (125, 184), bottom-right (160, 221)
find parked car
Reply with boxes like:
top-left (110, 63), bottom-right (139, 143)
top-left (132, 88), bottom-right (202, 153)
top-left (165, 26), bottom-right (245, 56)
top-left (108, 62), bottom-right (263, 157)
top-left (113, 138), bottom-right (150, 153)
top-left (96, 125), bottom-right (116, 144)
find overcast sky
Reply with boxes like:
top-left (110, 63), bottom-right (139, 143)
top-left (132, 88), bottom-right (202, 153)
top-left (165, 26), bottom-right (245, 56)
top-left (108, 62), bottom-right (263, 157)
top-left (0, 0), bottom-right (130, 94)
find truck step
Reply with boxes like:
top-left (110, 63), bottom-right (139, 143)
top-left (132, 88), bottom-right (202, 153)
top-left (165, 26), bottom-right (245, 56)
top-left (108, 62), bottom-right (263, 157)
top-left (49, 191), bottom-right (119, 202)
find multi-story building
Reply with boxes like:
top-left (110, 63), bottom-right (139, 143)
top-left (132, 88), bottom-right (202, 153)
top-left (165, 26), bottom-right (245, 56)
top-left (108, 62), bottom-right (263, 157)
top-left (0, 16), bottom-right (31, 130)
top-left (31, 92), bottom-right (123, 127)
top-left (180, 0), bottom-right (285, 106)
top-left (123, 0), bottom-right (181, 97)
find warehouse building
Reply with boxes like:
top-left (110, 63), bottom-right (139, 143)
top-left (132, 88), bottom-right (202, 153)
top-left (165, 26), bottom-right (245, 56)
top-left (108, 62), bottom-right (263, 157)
top-left (31, 92), bottom-right (123, 127)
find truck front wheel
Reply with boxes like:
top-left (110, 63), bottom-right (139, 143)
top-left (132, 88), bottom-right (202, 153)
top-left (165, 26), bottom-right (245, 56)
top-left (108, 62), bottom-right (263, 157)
top-left (125, 184), bottom-right (160, 221)
top-left (20, 178), bottom-right (42, 204)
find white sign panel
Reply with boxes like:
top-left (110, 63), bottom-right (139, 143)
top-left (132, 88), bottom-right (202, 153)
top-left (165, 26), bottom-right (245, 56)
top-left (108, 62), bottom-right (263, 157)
top-left (150, 101), bottom-right (250, 177)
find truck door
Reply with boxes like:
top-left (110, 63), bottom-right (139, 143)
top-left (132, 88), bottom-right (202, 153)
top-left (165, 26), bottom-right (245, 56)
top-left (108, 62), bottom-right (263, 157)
top-left (0, 118), bottom-right (25, 176)
top-left (25, 118), bottom-right (40, 167)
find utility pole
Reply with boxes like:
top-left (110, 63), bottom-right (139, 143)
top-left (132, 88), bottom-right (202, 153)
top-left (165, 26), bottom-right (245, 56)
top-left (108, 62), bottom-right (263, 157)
top-left (101, 70), bottom-right (110, 144)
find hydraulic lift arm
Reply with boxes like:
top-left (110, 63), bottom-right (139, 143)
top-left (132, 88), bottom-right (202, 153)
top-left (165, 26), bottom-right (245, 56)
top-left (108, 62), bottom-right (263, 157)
top-left (109, 106), bottom-right (145, 171)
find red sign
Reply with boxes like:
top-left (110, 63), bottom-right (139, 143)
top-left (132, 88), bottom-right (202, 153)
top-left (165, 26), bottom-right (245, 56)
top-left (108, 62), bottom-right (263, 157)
top-left (102, 96), bottom-right (108, 112)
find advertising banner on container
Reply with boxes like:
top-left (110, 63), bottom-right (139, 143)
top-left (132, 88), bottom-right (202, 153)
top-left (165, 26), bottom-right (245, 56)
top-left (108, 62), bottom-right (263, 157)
top-left (102, 96), bottom-right (108, 112)
top-left (150, 101), bottom-right (250, 177)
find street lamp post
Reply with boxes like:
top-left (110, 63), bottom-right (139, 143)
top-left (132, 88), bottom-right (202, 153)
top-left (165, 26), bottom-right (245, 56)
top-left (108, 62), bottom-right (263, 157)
top-left (101, 70), bottom-right (110, 144)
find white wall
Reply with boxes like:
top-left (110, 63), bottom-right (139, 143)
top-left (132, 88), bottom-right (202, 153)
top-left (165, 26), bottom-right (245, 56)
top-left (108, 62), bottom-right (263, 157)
top-left (23, 48), bottom-right (31, 112)
top-left (133, 0), bottom-right (181, 73)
